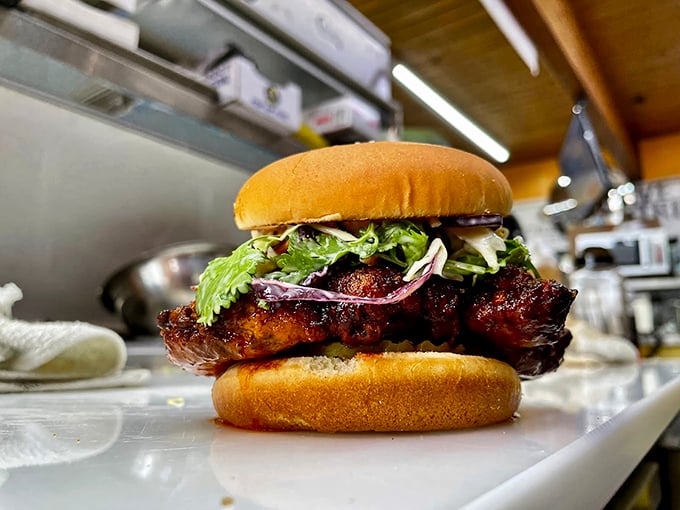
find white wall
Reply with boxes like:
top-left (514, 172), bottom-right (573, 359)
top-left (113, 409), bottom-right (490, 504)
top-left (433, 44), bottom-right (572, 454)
top-left (0, 85), bottom-right (252, 329)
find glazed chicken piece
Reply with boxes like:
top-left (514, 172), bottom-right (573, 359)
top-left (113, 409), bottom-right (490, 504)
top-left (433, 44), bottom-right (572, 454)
top-left (158, 297), bottom-right (328, 376)
top-left (158, 264), bottom-right (576, 378)
top-left (463, 265), bottom-right (577, 376)
top-left (323, 263), bottom-right (463, 346)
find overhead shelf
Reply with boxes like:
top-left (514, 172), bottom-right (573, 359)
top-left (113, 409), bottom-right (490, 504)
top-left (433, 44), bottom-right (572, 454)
top-left (0, 2), bottom-right (399, 171)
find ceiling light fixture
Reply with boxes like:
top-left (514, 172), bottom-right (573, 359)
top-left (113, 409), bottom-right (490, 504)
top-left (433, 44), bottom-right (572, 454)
top-left (392, 63), bottom-right (510, 163)
top-left (478, 0), bottom-right (539, 77)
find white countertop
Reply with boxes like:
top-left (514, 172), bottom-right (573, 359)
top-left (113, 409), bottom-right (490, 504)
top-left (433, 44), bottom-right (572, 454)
top-left (1, 352), bottom-right (679, 510)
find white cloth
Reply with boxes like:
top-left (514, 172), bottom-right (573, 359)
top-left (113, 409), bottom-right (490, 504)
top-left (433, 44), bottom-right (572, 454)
top-left (563, 316), bottom-right (639, 366)
top-left (0, 283), bottom-right (149, 392)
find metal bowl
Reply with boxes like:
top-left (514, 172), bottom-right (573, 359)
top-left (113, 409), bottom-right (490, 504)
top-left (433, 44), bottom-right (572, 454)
top-left (100, 241), bottom-right (233, 336)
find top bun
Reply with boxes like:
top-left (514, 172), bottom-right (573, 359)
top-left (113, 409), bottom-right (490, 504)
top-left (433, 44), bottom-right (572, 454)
top-left (234, 141), bottom-right (513, 230)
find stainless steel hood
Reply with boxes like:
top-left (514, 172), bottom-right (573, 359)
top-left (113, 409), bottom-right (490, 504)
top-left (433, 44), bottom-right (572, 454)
top-left (0, 2), bottom-right (399, 171)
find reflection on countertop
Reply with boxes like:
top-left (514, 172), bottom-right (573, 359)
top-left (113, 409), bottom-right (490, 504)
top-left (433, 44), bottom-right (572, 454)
top-left (0, 355), bottom-right (678, 510)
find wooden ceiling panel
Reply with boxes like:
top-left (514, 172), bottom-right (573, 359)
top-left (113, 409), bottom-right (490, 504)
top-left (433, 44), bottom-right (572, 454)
top-left (350, 0), bottom-right (574, 163)
top-left (348, 0), bottom-right (680, 172)
top-left (571, 0), bottom-right (680, 138)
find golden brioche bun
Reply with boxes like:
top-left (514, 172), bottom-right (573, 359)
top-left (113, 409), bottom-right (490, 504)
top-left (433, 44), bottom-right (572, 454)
top-left (212, 352), bottom-right (521, 432)
top-left (234, 141), bottom-right (513, 230)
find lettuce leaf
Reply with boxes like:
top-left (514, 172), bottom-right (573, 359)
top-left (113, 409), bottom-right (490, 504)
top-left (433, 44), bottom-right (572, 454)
top-left (195, 237), bottom-right (278, 325)
top-left (375, 221), bottom-right (429, 268)
top-left (194, 221), bottom-right (536, 326)
top-left (195, 221), bottom-right (429, 326)
top-left (270, 224), bottom-right (381, 284)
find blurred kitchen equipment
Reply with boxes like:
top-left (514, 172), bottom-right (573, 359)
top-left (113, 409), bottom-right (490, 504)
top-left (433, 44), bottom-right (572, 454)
top-left (624, 277), bottom-right (680, 355)
top-left (569, 247), bottom-right (629, 338)
top-left (543, 99), bottom-right (639, 235)
top-left (572, 220), bottom-right (671, 278)
top-left (544, 100), bottom-right (614, 233)
top-left (100, 241), bottom-right (233, 336)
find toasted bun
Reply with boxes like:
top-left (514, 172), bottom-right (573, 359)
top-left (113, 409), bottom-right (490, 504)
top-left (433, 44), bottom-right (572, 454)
top-left (234, 141), bottom-right (513, 230)
top-left (212, 352), bottom-right (521, 432)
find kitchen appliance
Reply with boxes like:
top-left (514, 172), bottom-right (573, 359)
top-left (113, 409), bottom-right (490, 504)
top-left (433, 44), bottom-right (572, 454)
top-left (625, 276), bottom-right (680, 354)
top-left (545, 100), bottom-right (615, 232)
top-left (573, 222), bottom-right (671, 278)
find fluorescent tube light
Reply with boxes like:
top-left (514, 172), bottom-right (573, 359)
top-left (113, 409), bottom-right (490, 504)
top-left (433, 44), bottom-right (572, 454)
top-left (392, 63), bottom-right (510, 163)
top-left (478, 0), bottom-right (539, 77)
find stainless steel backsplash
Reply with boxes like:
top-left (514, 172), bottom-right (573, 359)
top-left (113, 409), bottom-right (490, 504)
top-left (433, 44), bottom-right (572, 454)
top-left (0, 85), bottom-right (254, 330)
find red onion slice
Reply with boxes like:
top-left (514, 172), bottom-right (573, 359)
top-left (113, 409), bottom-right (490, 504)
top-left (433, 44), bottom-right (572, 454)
top-left (252, 260), bottom-right (435, 305)
top-left (440, 214), bottom-right (503, 228)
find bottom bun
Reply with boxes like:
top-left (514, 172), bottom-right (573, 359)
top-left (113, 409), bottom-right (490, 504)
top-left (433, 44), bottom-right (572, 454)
top-left (212, 352), bottom-right (521, 432)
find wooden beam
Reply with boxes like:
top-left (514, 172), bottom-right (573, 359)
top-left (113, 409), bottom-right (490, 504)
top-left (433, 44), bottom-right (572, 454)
top-left (505, 0), bottom-right (639, 180)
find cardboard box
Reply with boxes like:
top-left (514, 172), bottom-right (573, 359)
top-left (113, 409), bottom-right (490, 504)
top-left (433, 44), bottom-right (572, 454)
top-left (205, 56), bottom-right (302, 135)
top-left (303, 95), bottom-right (381, 143)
